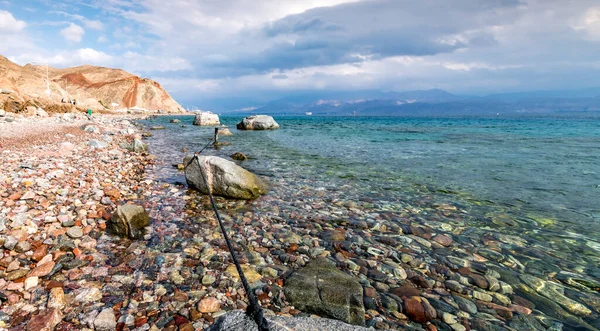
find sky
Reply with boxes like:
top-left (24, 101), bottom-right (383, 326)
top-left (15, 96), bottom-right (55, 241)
top-left (1, 0), bottom-right (600, 109)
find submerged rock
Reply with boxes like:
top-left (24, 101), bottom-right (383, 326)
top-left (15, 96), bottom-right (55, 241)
top-left (208, 310), bottom-right (369, 331)
top-left (284, 257), bottom-right (365, 326)
top-left (236, 115), bottom-right (279, 130)
top-left (218, 126), bottom-right (233, 136)
top-left (170, 118), bottom-right (181, 123)
top-left (193, 112), bottom-right (220, 126)
top-left (231, 152), bottom-right (248, 161)
top-left (184, 155), bottom-right (268, 199)
top-left (108, 204), bottom-right (150, 239)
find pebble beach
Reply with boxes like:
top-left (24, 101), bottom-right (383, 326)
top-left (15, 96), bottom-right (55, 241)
top-left (0, 113), bottom-right (599, 331)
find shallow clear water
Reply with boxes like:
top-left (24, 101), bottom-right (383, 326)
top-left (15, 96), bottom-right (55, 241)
top-left (145, 115), bottom-right (600, 235)
top-left (141, 114), bottom-right (600, 328)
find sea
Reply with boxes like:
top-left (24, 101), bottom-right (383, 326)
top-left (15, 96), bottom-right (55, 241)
top-left (141, 114), bottom-right (600, 328)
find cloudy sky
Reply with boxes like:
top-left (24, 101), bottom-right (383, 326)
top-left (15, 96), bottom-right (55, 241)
top-left (1, 0), bottom-right (600, 109)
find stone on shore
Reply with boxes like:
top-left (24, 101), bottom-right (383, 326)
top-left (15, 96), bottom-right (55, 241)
top-left (236, 115), bottom-right (279, 130)
top-left (170, 118), bottom-right (181, 123)
top-left (121, 138), bottom-right (148, 153)
top-left (88, 139), bottom-right (108, 149)
top-left (0, 109), bottom-right (5, 116)
top-left (207, 310), bottom-right (370, 331)
top-left (94, 308), bottom-right (117, 331)
top-left (108, 204), bottom-right (150, 239)
top-left (84, 125), bottom-right (100, 133)
top-left (284, 258), bottom-right (365, 326)
top-left (27, 308), bottom-right (62, 331)
top-left (193, 112), bottom-right (220, 126)
top-left (184, 155), bottom-right (268, 199)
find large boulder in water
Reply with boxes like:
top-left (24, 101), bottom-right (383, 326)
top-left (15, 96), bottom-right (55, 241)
top-left (193, 112), bottom-right (220, 126)
top-left (207, 310), bottom-right (370, 331)
top-left (236, 115), bottom-right (279, 130)
top-left (184, 155), bottom-right (268, 199)
top-left (284, 258), bottom-right (365, 326)
top-left (108, 204), bottom-right (150, 239)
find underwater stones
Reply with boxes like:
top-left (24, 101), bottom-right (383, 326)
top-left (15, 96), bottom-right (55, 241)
top-left (284, 258), bottom-right (365, 326)
top-left (198, 297), bottom-right (221, 313)
top-left (108, 204), bottom-right (150, 239)
top-left (453, 295), bottom-right (478, 315)
top-left (432, 234), bottom-right (453, 247)
top-left (193, 112), bottom-right (220, 126)
top-left (202, 274), bottom-right (216, 285)
top-left (472, 291), bottom-right (493, 302)
top-left (207, 310), bottom-right (370, 331)
top-left (509, 314), bottom-right (545, 331)
top-left (519, 274), bottom-right (591, 316)
top-left (404, 297), bottom-right (428, 323)
top-left (236, 115), bottom-right (279, 130)
top-left (225, 264), bottom-right (262, 283)
top-left (184, 155), bottom-right (268, 200)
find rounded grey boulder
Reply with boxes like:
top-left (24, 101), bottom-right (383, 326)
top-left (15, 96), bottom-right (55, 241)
top-left (184, 155), bottom-right (268, 199)
top-left (236, 115), bottom-right (279, 130)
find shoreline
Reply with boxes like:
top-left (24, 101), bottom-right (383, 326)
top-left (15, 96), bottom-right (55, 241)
top-left (1, 114), bottom-right (599, 330)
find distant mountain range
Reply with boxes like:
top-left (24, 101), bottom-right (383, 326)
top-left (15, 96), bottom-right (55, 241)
top-left (217, 88), bottom-right (600, 116)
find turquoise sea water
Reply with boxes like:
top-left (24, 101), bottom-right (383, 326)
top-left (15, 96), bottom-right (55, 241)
top-left (148, 115), bottom-right (600, 235)
top-left (142, 114), bottom-right (600, 328)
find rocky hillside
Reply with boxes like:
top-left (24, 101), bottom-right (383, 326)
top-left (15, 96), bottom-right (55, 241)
top-left (0, 55), bottom-right (184, 114)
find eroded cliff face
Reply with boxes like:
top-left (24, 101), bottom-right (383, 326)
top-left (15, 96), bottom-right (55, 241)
top-left (0, 55), bottom-right (184, 114)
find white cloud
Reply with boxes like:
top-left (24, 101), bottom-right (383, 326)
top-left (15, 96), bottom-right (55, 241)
top-left (0, 10), bottom-right (27, 32)
top-left (97, 35), bottom-right (108, 43)
top-left (60, 23), bottom-right (85, 42)
top-left (84, 20), bottom-right (104, 30)
top-left (573, 7), bottom-right (600, 39)
top-left (49, 11), bottom-right (104, 30)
